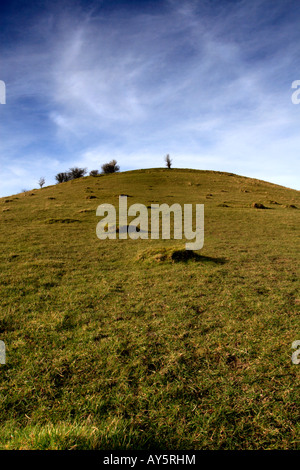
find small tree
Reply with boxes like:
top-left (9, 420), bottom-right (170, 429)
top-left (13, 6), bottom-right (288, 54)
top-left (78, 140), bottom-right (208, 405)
top-left (68, 167), bottom-right (87, 179)
top-left (55, 172), bottom-right (71, 184)
top-left (165, 154), bottom-right (172, 169)
top-left (38, 177), bottom-right (45, 188)
top-left (101, 159), bottom-right (120, 174)
top-left (89, 170), bottom-right (100, 177)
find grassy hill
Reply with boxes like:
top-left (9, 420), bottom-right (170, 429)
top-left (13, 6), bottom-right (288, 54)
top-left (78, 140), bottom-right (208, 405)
top-left (0, 168), bottom-right (299, 450)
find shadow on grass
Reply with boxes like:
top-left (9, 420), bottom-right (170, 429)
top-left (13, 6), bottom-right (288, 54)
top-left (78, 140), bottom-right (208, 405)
top-left (137, 247), bottom-right (227, 264)
top-left (171, 250), bottom-right (226, 264)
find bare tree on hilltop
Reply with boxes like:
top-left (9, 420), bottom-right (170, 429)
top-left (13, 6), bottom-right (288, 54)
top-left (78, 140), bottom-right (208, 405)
top-left (55, 172), bottom-right (71, 183)
top-left (165, 154), bottom-right (172, 169)
top-left (55, 167), bottom-right (87, 183)
top-left (38, 177), bottom-right (45, 188)
top-left (89, 170), bottom-right (100, 177)
top-left (69, 167), bottom-right (87, 179)
top-left (101, 159), bottom-right (120, 174)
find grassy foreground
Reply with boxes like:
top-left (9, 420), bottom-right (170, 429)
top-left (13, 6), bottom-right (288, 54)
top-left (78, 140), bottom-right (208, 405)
top-left (0, 168), bottom-right (299, 450)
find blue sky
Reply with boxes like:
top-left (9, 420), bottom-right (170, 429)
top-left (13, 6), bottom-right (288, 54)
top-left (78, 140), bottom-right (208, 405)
top-left (0, 0), bottom-right (300, 196)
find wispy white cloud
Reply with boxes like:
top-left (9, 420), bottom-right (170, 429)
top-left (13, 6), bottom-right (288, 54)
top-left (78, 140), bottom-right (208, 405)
top-left (1, 0), bottom-right (300, 196)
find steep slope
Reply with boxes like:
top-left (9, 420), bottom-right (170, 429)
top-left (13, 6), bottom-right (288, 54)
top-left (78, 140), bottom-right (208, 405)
top-left (0, 168), bottom-right (299, 450)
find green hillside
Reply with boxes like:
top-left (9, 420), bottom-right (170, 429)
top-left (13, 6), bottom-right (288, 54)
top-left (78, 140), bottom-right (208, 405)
top-left (0, 168), bottom-right (299, 449)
